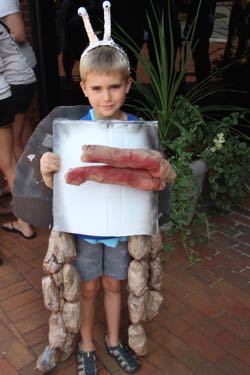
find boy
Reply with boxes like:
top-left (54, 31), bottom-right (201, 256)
top-left (41, 2), bottom-right (175, 374)
top-left (41, 43), bottom-right (141, 375)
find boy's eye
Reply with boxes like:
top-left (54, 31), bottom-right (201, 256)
top-left (111, 84), bottom-right (122, 89)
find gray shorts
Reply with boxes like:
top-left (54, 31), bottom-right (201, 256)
top-left (74, 239), bottom-right (131, 281)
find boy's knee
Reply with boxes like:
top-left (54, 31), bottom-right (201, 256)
top-left (102, 275), bottom-right (121, 294)
top-left (81, 279), bottom-right (100, 299)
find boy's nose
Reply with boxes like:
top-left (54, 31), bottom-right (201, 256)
top-left (103, 89), bottom-right (111, 101)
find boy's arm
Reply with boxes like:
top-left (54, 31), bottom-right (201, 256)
top-left (40, 152), bottom-right (61, 189)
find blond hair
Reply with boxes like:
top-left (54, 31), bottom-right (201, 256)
top-left (79, 46), bottom-right (130, 81)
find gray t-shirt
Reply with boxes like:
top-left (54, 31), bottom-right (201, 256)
top-left (0, 23), bottom-right (36, 85)
top-left (0, 0), bottom-right (37, 68)
top-left (0, 55), bottom-right (11, 100)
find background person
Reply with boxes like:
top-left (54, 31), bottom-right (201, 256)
top-left (183, 0), bottom-right (217, 83)
top-left (0, 0), bottom-right (37, 159)
top-left (0, 20), bottom-right (36, 238)
top-left (222, 0), bottom-right (250, 92)
top-left (0, 51), bottom-right (15, 219)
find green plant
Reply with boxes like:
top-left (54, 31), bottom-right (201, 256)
top-left (162, 99), bottom-right (207, 262)
top-left (162, 96), bottom-right (207, 154)
top-left (167, 137), bottom-right (197, 225)
top-left (200, 113), bottom-right (250, 212)
top-left (167, 140), bottom-right (200, 262)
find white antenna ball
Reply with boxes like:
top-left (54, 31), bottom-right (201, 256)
top-left (103, 1), bottom-right (111, 9)
top-left (78, 7), bottom-right (87, 16)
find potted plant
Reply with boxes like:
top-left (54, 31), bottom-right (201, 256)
top-left (162, 104), bottom-right (249, 261)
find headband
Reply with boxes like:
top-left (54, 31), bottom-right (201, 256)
top-left (78, 1), bottom-right (128, 59)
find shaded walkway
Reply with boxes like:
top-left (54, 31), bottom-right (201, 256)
top-left (0, 193), bottom-right (249, 374)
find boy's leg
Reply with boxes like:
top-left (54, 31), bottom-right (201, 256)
top-left (102, 240), bottom-right (131, 345)
top-left (102, 274), bottom-right (141, 373)
top-left (79, 278), bottom-right (100, 351)
top-left (74, 238), bottom-right (103, 375)
top-left (102, 276), bottom-right (122, 346)
top-left (103, 242), bottom-right (140, 373)
top-left (74, 239), bottom-right (104, 351)
top-left (77, 277), bottom-right (100, 375)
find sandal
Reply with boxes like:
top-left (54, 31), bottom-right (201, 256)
top-left (1, 222), bottom-right (37, 239)
top-left (76, 343), bottom-right (97, 375)
top-left (105, 336), bottom-right (140, 374)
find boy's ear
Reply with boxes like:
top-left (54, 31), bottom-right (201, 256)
top-left (126, 77), bottom-right (132, 94)
top-left (80, 81), bottom-right (88, 97)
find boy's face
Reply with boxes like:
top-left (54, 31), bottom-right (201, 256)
top-left (80, 71), bottom-right (132, 120)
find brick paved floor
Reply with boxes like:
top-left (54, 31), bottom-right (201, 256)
top-left (0, 193), bottom-right (250, 375)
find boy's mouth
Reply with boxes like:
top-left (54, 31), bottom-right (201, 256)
top-left (102, 105), bottom-right (114, 110)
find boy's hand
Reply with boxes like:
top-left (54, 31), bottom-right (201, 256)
top-left (40, 152), bottom-right (61, 189)
top-left (161, 159), bottom-right (177, 185)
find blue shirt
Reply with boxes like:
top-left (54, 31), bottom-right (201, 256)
top-left (76, 109), bottom-right (139, 248)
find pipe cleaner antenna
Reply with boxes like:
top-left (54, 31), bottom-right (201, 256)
top-left (78, 6), bottom-right (98, 44)
top-left (103, 1), bottom-right (111, 41)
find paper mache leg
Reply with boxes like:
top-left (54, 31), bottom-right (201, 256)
top-left (127, 234), bottom-right (164, 356)
top-left (35, 230), bottom-right (81, 374)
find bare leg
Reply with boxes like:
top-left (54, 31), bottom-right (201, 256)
top-left (0, 127), bottom-right (16, 190)
top-left (0, 127), bottom-right (35, 237)
top-left (102, 275), bottom-right (122, 346)
top-left (79, 278), bottom-right (100, 351)
top-left (102, 277), bottom-right (141, 373)
top-left (12, 112), bottom-right (26, 160)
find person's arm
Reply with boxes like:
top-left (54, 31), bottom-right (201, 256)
top-left (2, 12), bottom-right (26, 43)
top-left (40, 152), bottom-right (61, 189)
